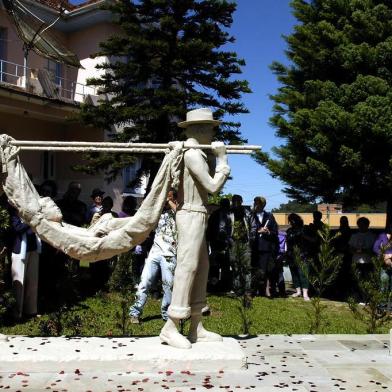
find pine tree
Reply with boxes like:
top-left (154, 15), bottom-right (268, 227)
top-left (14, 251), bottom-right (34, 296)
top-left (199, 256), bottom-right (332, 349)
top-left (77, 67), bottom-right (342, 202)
top-left (258, 0), bottom-right (392, 225)
top-left (78, 0), bottom-right (250, 184)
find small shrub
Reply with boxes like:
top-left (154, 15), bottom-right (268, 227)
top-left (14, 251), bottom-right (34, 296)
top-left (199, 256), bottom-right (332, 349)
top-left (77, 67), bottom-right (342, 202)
top-left (109, 251), bottom-right (135, 294)
top-left (231, 221), bottom-right (253, 335)
top-left (0, 205), bottom-right (12, 322)
top-left (39, 310), bottom-right (63, 336)
top-left (109, 251), bottom-right (135, 335)
top-left (348, 253), bottom-right (392, 333)
top-left (38, 306), bottom-right (84, 336)
top-left (295, 225), bottom-right (342, 333)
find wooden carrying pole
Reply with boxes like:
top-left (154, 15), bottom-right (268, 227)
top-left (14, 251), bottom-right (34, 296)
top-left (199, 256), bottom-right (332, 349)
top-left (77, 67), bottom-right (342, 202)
top-left (10, 140), bottom-right (261, 155)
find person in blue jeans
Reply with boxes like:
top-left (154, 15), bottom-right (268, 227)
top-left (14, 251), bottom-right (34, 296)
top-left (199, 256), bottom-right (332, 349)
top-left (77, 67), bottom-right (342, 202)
top-left (129, 190), bottom-right (177, 323)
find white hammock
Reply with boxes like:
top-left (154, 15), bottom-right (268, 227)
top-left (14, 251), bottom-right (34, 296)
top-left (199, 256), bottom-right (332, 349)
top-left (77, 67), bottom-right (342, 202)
top-left (0, 135), bottom-right (183, 262)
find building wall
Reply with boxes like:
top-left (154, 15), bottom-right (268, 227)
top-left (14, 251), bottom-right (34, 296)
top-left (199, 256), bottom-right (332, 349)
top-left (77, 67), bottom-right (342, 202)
top-left (67, 22), bottom-right (121, 101)
top-left (0, 6), bottom-right (126, 212)
top-left (0, 99), bottom-right (119, 204)
top-left (0, 9), bottom-right (68, 80)
top-left (0, 11), bottom-right (121, 100)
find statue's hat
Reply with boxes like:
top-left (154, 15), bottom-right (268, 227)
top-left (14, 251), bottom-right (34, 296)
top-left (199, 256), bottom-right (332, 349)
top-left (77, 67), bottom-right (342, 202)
top-left (178, 108), bottom-right (221, 128)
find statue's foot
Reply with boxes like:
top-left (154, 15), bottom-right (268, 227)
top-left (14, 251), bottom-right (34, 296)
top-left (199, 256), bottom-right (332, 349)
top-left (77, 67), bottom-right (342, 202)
top-left (160, 330), bottom-right (192, 349)
top-left (188, 324), bottom-right (223, 344)
top-left (160, 320), bottom-right (191, 349)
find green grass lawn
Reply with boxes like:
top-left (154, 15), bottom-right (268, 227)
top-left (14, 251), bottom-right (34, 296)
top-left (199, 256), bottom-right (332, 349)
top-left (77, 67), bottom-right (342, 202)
top-left (1, 293), bottom-right (388, 336)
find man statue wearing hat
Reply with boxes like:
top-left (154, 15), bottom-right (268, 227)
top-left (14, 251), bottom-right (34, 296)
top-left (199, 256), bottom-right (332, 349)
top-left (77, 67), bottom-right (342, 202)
top-left (159, 108), bottom-right (231, 349)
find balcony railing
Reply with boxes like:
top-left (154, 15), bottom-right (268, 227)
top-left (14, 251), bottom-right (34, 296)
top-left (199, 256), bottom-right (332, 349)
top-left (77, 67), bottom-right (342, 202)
top-left (0, 59), bottom-right (97, 102)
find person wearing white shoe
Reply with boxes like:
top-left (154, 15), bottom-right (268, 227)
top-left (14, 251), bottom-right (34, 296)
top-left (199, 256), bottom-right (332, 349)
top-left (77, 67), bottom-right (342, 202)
top-left (159, 108), bottom-right (230, 349)
top-left (286, 213), bottom-right (316, 302)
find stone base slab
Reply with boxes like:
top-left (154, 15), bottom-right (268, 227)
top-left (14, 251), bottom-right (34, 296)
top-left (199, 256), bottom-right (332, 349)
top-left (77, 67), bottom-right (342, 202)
top-left (0, 335), bottom-right (247, 372)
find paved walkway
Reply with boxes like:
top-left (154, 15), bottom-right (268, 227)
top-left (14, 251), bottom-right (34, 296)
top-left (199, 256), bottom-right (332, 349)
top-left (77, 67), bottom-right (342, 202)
top-left (1, 334), bottom-right (391, 391)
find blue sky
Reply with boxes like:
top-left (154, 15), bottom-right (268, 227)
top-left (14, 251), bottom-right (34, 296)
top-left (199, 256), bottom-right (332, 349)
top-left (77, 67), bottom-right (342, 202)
top-left (70, 0), bottom-right (296, 209)
top-left (223, 1), bottom-right (296, 208)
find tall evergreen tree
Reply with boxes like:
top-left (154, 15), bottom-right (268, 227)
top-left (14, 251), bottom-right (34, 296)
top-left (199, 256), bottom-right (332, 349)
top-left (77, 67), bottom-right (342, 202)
top-left (258, 0), bottom-right (392, 226)
top-left (78, 0), bottom-right (250, 184)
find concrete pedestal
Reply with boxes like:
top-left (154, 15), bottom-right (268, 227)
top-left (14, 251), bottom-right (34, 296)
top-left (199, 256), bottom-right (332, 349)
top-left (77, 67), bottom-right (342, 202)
top-left (390, 328), bottom-right (392, 355)
top-left (0, 336), bottom-right (247, 373)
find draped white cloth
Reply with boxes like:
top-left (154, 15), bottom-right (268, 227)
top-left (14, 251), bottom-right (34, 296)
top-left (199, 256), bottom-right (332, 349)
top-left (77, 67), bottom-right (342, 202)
top-left (0, 135), bottom-right (183, 262)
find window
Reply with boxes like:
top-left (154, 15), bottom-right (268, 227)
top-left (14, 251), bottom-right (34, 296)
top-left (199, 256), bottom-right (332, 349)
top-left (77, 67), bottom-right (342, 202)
top-left (123, 159), bottom-right (144, 195)
top-left (123, 161), bottom-right (140, 191)
top-left (0, 27), bottom-right (6, 60)
top-left (0, 28), bottom-right (7, 82)
top-left (42, 151), bottom-right (55, 180)
top-left (46, 59), bottom-right (62, 85)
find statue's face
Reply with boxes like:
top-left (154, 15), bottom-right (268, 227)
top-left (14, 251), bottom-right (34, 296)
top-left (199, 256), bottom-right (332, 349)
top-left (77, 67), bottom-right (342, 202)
top-left (40, 197), bottom-right (63, 222)
top-left (185, 124), bottom-right (215, 143)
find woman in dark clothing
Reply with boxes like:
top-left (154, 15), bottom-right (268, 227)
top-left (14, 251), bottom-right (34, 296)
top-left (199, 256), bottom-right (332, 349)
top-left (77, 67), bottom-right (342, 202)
top-left (331, 216), bottom-right (353, 299)
top-left (249, 197), bottom-right (279, 298)
top-left (9, 206), bottom-right (41, 319)
top-left (286, 213), bottom-right (315, 301)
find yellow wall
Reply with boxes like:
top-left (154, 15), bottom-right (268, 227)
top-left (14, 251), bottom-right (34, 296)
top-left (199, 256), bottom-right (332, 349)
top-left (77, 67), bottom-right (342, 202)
top-left (274, 213), bottom-right (387, 229)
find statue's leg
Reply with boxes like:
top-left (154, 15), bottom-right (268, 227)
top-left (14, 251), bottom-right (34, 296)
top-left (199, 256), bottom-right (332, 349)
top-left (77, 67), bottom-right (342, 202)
top-left (160, 211), bottom-right (204, 349)
top-left (188, 227), bottom-right (222, 343)
top-left (188, 312), bottom-right (223, 343)
top-left (167, 211), bottom-right (204, 319)
top-left (160, 256), bottom-right (176, 321)
top-left (189, 230), bottom-right (208, 317)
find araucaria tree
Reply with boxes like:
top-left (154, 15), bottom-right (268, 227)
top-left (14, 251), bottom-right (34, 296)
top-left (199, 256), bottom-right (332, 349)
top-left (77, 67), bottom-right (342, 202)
top-left (259, 0), bottom-right (392, 224)
top-left (79, 0), bottom-right (250, 182)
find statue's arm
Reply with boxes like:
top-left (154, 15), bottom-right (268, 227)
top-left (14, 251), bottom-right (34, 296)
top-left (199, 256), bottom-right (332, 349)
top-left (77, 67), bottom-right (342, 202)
top-left (184, 148), bottom-right (230, 194)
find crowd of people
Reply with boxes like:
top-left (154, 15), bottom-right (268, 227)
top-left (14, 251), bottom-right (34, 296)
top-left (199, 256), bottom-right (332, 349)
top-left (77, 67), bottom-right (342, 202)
top-left (0, 180), bottom-right (140, 321)
top-left (205, 199), bottom-right (392, 305)
top-left (1, 178), bottom-right (391, 323)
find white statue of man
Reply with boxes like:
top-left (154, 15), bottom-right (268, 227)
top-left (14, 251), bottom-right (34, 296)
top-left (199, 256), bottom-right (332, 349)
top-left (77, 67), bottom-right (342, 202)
top-left (160, 108), bottom-right (230, 349)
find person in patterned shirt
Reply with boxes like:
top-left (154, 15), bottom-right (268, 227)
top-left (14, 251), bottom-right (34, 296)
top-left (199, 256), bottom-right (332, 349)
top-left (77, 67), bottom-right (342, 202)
top-left (129, 190), bottom-right (177, 323)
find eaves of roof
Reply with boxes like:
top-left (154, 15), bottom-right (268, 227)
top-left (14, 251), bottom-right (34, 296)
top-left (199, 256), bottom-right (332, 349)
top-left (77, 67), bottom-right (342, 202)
top-left (20, 0), bottom-right (109, 17)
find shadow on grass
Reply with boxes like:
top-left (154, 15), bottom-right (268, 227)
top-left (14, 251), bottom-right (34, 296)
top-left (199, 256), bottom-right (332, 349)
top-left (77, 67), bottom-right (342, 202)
top-left (141, 314), bottom-right (163, 322)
